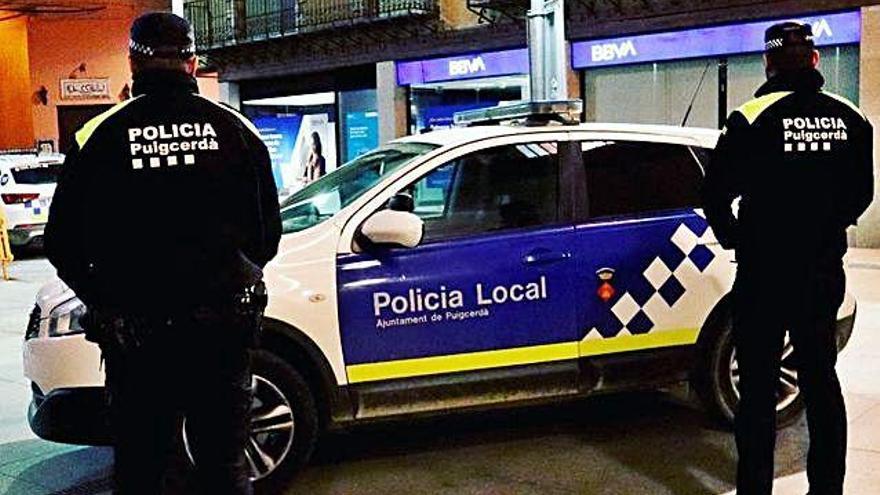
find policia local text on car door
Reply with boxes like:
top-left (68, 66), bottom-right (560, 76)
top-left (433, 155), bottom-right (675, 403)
top-left (338, 141), bottom-right (581, 386)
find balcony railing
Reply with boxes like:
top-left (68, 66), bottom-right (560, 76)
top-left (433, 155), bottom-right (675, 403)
top-left (184, 0), bottom-right (438, 50)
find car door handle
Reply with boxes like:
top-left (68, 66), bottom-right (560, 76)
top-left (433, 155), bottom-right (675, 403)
top-left (523, 249), bottom-right (571, 266)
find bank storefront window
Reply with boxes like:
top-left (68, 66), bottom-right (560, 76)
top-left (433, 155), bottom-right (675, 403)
top-left (573, 10), bottom-right (862, 129)
top-left (397, 48), bottom-right (530, 134)
top-left (243, 93), bottom-right (338, 197)
top-left (583, 59), bottom-right (718, 128)
top-left (727, 45), bottom-right (860, 109)
top-left (410, 76), bottom-right (528, 133)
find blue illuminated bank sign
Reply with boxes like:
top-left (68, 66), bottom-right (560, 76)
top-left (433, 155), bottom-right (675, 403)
top-left (397, 48), bottom-right (529, 85)
top-left (396, 11), bottom-right (861, 85)
top-left (572, 10), bottom-right (861, 69)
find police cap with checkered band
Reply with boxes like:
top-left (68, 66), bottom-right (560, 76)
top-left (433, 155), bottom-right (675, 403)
top-left (764, 21), bottom-right (815, 52)
top-left (129, 12), bottom-right (196, 59)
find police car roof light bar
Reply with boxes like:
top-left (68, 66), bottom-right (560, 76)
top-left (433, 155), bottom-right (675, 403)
top-left (453, 100), bottom-right (583, 126)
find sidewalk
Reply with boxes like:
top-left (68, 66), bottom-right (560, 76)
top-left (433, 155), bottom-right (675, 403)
top-left (0, 257), bottom-right (55, 448)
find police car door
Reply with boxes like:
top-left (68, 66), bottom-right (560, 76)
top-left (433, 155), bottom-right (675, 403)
top-left (572, 139), bottom-right (721, 361)
top-left (337, 138), bottom-right (580, 398)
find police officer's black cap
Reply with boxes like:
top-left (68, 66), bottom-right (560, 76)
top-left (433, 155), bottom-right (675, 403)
top-left (765, 21), bottom-right (815, 52)
top-left (129, 12), bottom-right (196, 59)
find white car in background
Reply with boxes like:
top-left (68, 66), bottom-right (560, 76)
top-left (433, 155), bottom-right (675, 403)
top-left (0, 151), bottom-right (64, 248)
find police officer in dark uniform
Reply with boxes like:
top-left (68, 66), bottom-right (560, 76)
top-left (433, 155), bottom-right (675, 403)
top-left (45, 12), bottom-right (281, 495)
top-left (703, 22), bottom-right (874, 495)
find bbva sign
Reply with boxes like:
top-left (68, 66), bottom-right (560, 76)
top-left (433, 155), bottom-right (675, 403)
top-left (448, 56), bottom-right (488, 77)
top-left (590, 40), bottom-right (638, 63)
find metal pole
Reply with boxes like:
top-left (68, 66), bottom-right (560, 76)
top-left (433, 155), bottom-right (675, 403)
top-left (527, 0), bottom-right (544, 101)
top-left (527, 0), bottom-right (567, 102)
top-left (549, 0), bottom-right (567, 100)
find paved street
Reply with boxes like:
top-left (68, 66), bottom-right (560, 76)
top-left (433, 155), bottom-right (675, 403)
top-left (0, 254), bottom-right (53, 446)
top-left (0, 251), bottom-right (879, 495)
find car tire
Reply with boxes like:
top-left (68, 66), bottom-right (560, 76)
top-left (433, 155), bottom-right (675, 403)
top-left (692, 314), bottom-right (805, 430)
top-left (181, 349), bottom-right (319, 492)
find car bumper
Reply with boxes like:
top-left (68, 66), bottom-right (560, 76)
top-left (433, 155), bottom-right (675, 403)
top-left (23, 333), bottom-right (104, 393)
top-left (28, 383), bottom-right (111, 445)
top-left (23, 327), bottom-right (108, 444)
top-left (8, 224), bottom-right (45, 247)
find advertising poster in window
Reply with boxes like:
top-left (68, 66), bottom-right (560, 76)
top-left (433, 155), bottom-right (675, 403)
top-left (249, 112), bottom-right (338, 197)
top-left (344, 111), bottom-right (379, 162)
top-left (250, 113), bottom-right (303, 189)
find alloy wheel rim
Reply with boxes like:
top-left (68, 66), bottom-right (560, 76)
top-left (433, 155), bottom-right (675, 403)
top-left (729, 332), bottom-right (800, 412)
top-left (182, 374), bottom-right (296, 481)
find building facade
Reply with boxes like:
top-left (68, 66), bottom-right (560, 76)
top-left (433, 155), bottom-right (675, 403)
top-left (188, 0), bottom-right (880, 246)
top-left (0, 0), bottom-right (219, 154)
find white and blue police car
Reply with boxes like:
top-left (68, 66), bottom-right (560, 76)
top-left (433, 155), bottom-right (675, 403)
top-left (23, 120), bottom-right (857, 487)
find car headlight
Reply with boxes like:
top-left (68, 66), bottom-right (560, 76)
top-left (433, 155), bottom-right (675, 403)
top-left (47, 297), bottom-right (87, 337)
top-left (25, 304), bottom-right (41, 340)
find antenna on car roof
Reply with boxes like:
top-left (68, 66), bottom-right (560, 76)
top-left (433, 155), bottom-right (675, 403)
top-left (681, 61), bottom-right (713, 127)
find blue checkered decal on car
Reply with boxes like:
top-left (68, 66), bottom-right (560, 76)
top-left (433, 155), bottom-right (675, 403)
top-left (22, 197), bottom-right (52, 217)
top-left (602, 214), bottom-right (717, 337)
top-left (23, 200), bottom-right (42, 216)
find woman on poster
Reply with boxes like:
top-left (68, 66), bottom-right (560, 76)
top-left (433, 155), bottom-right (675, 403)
top-left (301, 132), bottom-right (326, 184)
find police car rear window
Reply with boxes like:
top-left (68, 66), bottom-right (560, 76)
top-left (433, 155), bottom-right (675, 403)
top-left (11, 162), bottom-right (63, 185)
top-left (581, 141), bottom-right (702, 219)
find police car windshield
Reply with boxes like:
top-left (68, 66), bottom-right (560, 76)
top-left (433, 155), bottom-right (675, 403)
top-left (279, 142), bottom-right (437, 234)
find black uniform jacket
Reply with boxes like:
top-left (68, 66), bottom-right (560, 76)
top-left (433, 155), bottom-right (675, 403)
top-left (703, 68), bottom-right (874, 267)
top-left (45, 70), bottom-right (281, 311)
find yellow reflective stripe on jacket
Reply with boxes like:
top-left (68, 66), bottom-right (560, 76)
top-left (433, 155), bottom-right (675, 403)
top-left (74, 96), bottom-right (143, 149)
top-left (735, 91), bottom-right (793, 124)
top-left (345, 327), bottom-right (700, 383)
top-left (822, 91), bottom-right (868, 121)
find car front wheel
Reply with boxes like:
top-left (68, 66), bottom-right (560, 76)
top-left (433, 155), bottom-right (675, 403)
top-left (182, 349), bottom-right (319, 490)
top-left (692, 317), bottom-right (805, 429)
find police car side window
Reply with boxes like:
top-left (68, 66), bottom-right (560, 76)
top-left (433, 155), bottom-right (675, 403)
top-left (407, 143), bottom-right (559, 242)
top-left (581, 141), bottom-right (702, 219)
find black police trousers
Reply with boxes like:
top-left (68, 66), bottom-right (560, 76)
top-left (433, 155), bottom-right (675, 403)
top-left (102, 307), bottom-right (254, 495)
top-left (733, 259), bottom-right (847, 495)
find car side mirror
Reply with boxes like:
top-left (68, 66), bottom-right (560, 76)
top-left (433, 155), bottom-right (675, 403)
top-left (359, 209), bottom-right (424, 249)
